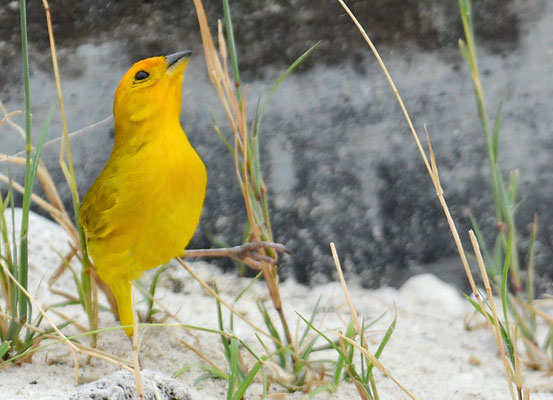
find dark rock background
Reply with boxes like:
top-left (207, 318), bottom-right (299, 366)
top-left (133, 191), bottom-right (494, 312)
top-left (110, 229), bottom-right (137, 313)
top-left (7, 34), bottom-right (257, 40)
top-left (1, 0), bottom-right (552, 291)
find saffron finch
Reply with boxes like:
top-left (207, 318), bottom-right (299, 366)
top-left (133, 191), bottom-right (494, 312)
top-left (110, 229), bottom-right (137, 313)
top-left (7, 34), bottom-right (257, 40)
top-left (80, 50), bottom-right (206, 336)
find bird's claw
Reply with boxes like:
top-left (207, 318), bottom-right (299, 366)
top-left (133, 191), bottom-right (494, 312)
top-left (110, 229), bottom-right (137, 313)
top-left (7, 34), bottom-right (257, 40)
top-left (232, 241), bottom-right (287, 270)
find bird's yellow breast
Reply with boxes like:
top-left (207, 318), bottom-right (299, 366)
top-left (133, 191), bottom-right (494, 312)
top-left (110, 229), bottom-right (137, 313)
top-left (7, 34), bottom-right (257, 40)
top-left (85, 122), bottom-right (206, 283)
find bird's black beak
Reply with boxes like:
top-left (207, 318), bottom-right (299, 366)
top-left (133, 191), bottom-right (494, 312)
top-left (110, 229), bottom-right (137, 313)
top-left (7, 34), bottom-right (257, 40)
top-left (165, 50), bottom-right (192, 68)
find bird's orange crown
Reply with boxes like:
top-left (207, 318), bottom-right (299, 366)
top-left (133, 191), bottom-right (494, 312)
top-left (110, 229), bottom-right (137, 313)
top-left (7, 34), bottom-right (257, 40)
top-left (113, 51), bottom-right (191, 131)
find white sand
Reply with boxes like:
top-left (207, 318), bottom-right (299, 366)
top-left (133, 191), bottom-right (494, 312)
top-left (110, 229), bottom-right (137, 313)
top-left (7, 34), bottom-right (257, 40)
top-left (1, 209), bottom-right (553, 399)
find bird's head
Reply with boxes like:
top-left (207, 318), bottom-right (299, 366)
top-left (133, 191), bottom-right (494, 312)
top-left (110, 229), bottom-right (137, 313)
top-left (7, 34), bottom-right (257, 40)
top-left (113, 50), bottom-right (191, 126)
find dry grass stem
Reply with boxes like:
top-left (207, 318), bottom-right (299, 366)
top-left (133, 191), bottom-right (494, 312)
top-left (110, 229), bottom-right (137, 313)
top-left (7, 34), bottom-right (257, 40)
top-left (469, 231), bottom-right (519, 400)
top-left (1, 258), bottom-right (80, 382)
top-left (339, 334), bottom-right (418, 400)
top-left (1, 257), bottom-right (79, 354)
top-left (176, 258), bottom-right (279, 345)
top-left (337, 0), bottom-right (433, 177)
top-left (0, 172), bottom-right (61, 219)
top-left (520, 336), bottom-right (553, 371)
top-left (0, 116), bottom-right (113, 163)
top-left (0, 101), bottom-right (25, 139)
top-left (0, 311), bottom-right (130, 371)
top-left (0, 109), bottom-right (24, 132)
top-left (1, 250), bottom-right (136, 375)
top-left (337, 335), bottom-right (370, 400)
top-left (337, 0), bottom-right (480, 294)
top-left (45, 307), bottom-right (87, 333)
top-left (332, 242), bottom-right (416, 398)
top-left (179, 337), bottom-right (220, 370)
top-left (337, 2), bottom-right (531, 398)
top-left (191, 0), bottom-right (293, 351)
top-left (329, 242), bottom-right (373, 357)
top-left (40, 0), bottom-right (75, 180)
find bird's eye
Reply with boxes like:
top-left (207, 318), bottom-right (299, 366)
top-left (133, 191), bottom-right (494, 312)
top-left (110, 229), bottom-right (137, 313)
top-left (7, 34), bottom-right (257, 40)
top-left (134, 70), bottom-right (149, 81)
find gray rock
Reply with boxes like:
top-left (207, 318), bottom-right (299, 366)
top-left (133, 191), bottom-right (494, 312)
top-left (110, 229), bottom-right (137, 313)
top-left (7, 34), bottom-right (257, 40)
top-left (61, 369), bottom-right (216, 400)
top-left (2, 0), bottom-right (552, 291)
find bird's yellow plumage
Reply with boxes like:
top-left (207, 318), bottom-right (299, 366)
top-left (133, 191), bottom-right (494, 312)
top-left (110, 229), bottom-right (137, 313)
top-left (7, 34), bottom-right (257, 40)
top-left (80, 51), bottom-right (206, 336)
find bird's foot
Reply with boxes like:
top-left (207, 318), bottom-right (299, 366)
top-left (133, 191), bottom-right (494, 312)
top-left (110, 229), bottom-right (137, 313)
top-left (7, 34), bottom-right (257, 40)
top-left (229, 241), bottom-right (287, 269)
top-left (182, 241), bottom-right (287, 269)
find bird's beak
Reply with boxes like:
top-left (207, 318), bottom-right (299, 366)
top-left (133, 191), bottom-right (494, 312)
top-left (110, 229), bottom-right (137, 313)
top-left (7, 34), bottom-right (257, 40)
top-left (165, 50), bottom-right (192, 76)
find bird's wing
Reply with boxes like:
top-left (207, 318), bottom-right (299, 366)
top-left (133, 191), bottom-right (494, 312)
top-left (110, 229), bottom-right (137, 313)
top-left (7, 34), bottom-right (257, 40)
top-left (80, 164), bottom-right (119, 239)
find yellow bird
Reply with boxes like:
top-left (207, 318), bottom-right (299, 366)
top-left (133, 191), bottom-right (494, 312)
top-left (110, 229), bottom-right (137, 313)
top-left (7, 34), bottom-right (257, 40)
top-left (80, 51), bottom-right (206, 336)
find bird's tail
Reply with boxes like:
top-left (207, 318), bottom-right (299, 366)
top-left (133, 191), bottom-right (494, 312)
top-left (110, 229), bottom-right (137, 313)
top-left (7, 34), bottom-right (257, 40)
top-left (108, 279), bottom-right (134, 336)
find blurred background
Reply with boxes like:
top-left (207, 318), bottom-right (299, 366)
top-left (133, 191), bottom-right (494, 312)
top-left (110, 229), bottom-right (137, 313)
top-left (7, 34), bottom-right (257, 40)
top-left (1, 0), bottom-right (552, 291)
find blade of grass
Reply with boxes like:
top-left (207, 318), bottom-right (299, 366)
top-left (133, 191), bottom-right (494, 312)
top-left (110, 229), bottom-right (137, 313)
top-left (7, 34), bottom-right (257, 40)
top-left (257, 301), bottom-right (286, 367)
top-left (492, 103), bottom-right (503, 162)
top-left (215, 285), bottom-right (232, 362)
top-left (336, 1), bottom-right (524, 396)
top-left (468, 211), bottom-right (495, 274)
top-left (174, 363), bottom-right (228, 380)
top-left (230, 358), bottom-right (264, 400)
top-left (296, 313), bottom-right (365, 384)
top-left (254, 42), bottom-right (320, 138)
top-left (366, 309), bottom-right (396, 379)
top-left (221, 0), bottom-right (240, 93)
top-left (41, 0), bottom-right (97, 341)
top-left (298, 295), bottom-right (322, 349)
top-left (18, 103), bottom-right (55, 336)
top-left (526, 215), bottom-right (538, 332)
top-left (17, 0), bottom-right (32, 328)
top-left (145, 263), bottom-right (169, 321)
top-left (469, 231), bottom-right (519, 399)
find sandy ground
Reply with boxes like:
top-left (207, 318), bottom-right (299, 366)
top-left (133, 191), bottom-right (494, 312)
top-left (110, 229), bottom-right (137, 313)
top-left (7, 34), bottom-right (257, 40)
top-left (1, 209), bottom-right (553, 399)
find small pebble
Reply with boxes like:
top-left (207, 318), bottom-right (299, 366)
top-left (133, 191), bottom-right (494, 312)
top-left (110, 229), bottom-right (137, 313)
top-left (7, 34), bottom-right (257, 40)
top-left (8, 1), bottom-right (19, 11)
top-left (468, 355), bottom-right (482, 366)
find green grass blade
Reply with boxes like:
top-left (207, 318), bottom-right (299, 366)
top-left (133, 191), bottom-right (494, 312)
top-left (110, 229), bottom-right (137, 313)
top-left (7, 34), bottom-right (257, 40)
top-left (501, 230), bottom-right (513, 332)
top-left (210, 112), bottom-right (234, 155)
top-left (231, 359), bottom-right (264, 400)
top-left (462, 293), bottom-right (515, 362)
top-left (145, 263), bottom-right (169, 320)
top-left (468, 211), bottom-right (494, 274)
top-left (309, 383), bottom-right (337, 398)
top-left (297, 313), bottom-right (365, 383)
top-left (462, 292), bottom-right (485, 316)
top-left (506, 170), bottom-right (519, 210)
top-left (227, 337), bottom-right (239, 400)
top-left (194, 372), bottom-right (226, 386)
top-left (298, 295), bottom-right (322, 348)
top-left (215, 285), bottom-right (232, 362)
top-left (17, 0), bottom-right (32, 326)
top-left (173, 363), bottom-right (228, 380)
top-left (526, 216), bottom-right (538, 331)
top-left (222, 0), bottom-right (240, 93)
top-left (18, 103), bottom-right (55, 330)
top-left (367, 309), bottom-right (396, 380)
top-left (0, 341), bottom-right (10, 359)
top-left (374, 312), bottom-right (396, 360)
top-left (233, 271), bottom-right (262, 303)
top-left (492, 103), bottom-right (503, 161)
top-left (6, 169), bottom-right (20, 342)
top-left (255, 42), bottom-right (320, 138)
top-left (257, 301), bottom-right (284, 365)
top-left (51, 247), bottom-right (87, 311)
top-left (332, 320), bottom-right (354, 386)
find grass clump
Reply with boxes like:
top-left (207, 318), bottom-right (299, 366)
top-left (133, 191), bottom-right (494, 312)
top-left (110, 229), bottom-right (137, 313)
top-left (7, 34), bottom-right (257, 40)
top-left (0, 0), bottom-right (60, 362)
top-left (337, 0), bottom-right (551, 398)
top-left (177, 0), bottom-right (405, 397)
top-left (458, 0), bottom-right (552, 376)
top-left (0, 0), bottom-right (110, 364)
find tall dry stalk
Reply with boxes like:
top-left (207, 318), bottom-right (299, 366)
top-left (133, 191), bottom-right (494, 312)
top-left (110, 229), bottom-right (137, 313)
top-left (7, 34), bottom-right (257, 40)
top-left (337, 0), bottom-right (527, 398)
top-left (191, 0), bottom-right (293, 348)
